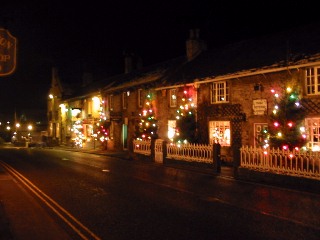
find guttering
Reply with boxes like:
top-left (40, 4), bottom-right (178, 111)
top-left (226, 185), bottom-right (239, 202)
top-left (194, 60), bottom-right (320, 84)
top-left (155, 83), bottom-right (195, 91)
top-left (61, 90), bottom-right (101, 103)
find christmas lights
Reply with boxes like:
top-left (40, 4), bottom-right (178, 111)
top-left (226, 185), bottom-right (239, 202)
top-left (264, 85), bottom-right (306, 150)
top-left (173, 87), bottom-right (196, 144)
top-left (135, 93), bottom-right (158, 140)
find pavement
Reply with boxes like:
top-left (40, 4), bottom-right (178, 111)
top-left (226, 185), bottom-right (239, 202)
top-left (0, 144), bottom-right (319, 239)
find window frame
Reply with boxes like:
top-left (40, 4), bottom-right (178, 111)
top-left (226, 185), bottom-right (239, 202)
top-left (306, 66), bottom-right (320, 95)
top-left (122, 92), bottom-right (127, 110)
top-left (253, 123), bottom-right (268, 148)
top-left (109, 95), bottom-right (114, 111)
top-left (210, 81), bottom-right (229, 103)
top-left (169, 88), bottom-right (177, 107)
top-left (305, 118), bottom-right (320, 151)
top-left (138, 89), bottom-right (143, 108)
top-left (168, 120), bottom-right (176, 141)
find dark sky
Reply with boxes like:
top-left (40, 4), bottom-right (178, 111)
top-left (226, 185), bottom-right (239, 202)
top-left (0, 0), bottom-right (319, 121)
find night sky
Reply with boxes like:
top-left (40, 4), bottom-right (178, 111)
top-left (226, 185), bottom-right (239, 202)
top-left (0, 0), bottom-right (319, 122)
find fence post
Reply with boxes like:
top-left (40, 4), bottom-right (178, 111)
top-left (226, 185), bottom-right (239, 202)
top-left (154, 139), bottom-right (164, 164)
top-left (233, 143), bottom-right (241, 178)
top-left (213, 143), bottom-right (221, 173)
top-left (151, 138), bottom-right (156, 161)
top-left (163, 140), bottom-right (167, 163)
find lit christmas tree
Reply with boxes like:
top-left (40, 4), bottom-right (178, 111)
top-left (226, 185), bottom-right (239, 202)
top-left (135, 93), bottom-right (158, 140)
top-left (93, 99), bottom-right (109, 148)
top-left (71, 120), bottom-right (84, 147)
top-left (264, 85), bottom-right (307, 151)
top-left (173, 87), bottom-right (196, 144)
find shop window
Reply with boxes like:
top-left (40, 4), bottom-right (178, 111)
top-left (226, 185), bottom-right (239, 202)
top-left (209, 121), bottom-right (231, 146)
top-left (305, 118), bottom-right (320, 151)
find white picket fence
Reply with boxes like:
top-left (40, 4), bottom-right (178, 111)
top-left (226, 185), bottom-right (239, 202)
top-left (133, 139), bottom-right (151, 155)
top-left (133, 140), bottom-right (213, 163)
top-left (166, 143), bottom-right (213, 163)
top-left (240, 146), bottom-right (320, 180)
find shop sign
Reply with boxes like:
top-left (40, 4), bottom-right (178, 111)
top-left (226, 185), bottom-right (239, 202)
top-left (253, 99), bottom-right (267, 115)
top-left (0, 28), bottom-right (17, 76)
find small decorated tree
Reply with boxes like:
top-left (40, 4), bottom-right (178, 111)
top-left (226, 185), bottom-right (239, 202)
top-left (92, 99), bottom-right (109, 149)
top-left (135, 93), bottom-right (158, 140)
top-left (173, 87), bottom-right (197, 144)
top-left (265, 85), bottom-right (307, 150)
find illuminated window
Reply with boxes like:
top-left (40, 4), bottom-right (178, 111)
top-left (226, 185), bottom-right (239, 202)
top-left (87, 99), bottom-right (92, 115)
top-left (209, 121), bottom-right (231, 146)
top-left (72, 108), bottom-right (81, 118)
top-left (169, 89), bottom-right (177, 107)
top-left (306, 67), bottom-right (320, 95)
top-left (92, 96), bottom-right (101, 114)
top-left (122, 92), bottom-right (127, 109)
top-left (168, 120), bottom-right (176, 140)
top-left (138, 89), bottom-right (143, 108)
top-left (305, 118), bottom-right (320, 151)
top-left (211, 81), bottom-right (229, 103)
top-left (254, 123), bottom-right (268, 148)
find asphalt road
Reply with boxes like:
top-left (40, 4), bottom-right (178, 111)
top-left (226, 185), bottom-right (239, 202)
top-left (0, 146), bottom-right (319, 240)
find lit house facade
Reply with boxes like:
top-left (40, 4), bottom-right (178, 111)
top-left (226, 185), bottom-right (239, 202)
top-left (48, 24), bottom-right (320, 161)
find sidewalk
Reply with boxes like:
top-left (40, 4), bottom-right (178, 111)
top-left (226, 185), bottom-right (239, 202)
top-left (57, 145), bottom-right (320, 194)
top-left (57, 145), bottom-right (235, 178)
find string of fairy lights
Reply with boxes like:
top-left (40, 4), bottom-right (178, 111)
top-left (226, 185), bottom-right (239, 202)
top-left (174, 88), bottom-right (196, 145)
top-left (135, 93), bottom-right (158, 141)
top-left (262, 86), bottom-right (307, 154)
top-left (71, 98), bottom-right (109, 148)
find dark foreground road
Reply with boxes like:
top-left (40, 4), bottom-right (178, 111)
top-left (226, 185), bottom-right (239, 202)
top-left (0, 147), bottom-right (319, 240)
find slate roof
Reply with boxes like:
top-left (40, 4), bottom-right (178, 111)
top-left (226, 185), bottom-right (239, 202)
top-left (61, 22), bottom-right (320, 99)
top-left (161, 22), bottom-right (320, 85)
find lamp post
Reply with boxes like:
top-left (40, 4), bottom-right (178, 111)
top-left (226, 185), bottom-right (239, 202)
top-left (25, 124), bottom-right (33, 147)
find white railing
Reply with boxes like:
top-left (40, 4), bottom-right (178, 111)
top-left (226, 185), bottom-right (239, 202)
top-left (133, 139), bottom-right (151, 156)
top-left (166, 143), bottom-right (213, 164)
top-left (240, 146), bottom-right (320, 180)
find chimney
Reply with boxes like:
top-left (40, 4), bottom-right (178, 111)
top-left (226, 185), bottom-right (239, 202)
top-left (124, 52), bottom-right (143, 73)
top-left (81, 62), bottom-right (93, 87)
top-left (124, 53), bottom-right (133, 74)
top-left (186, 29), bottom-right (206, 61)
